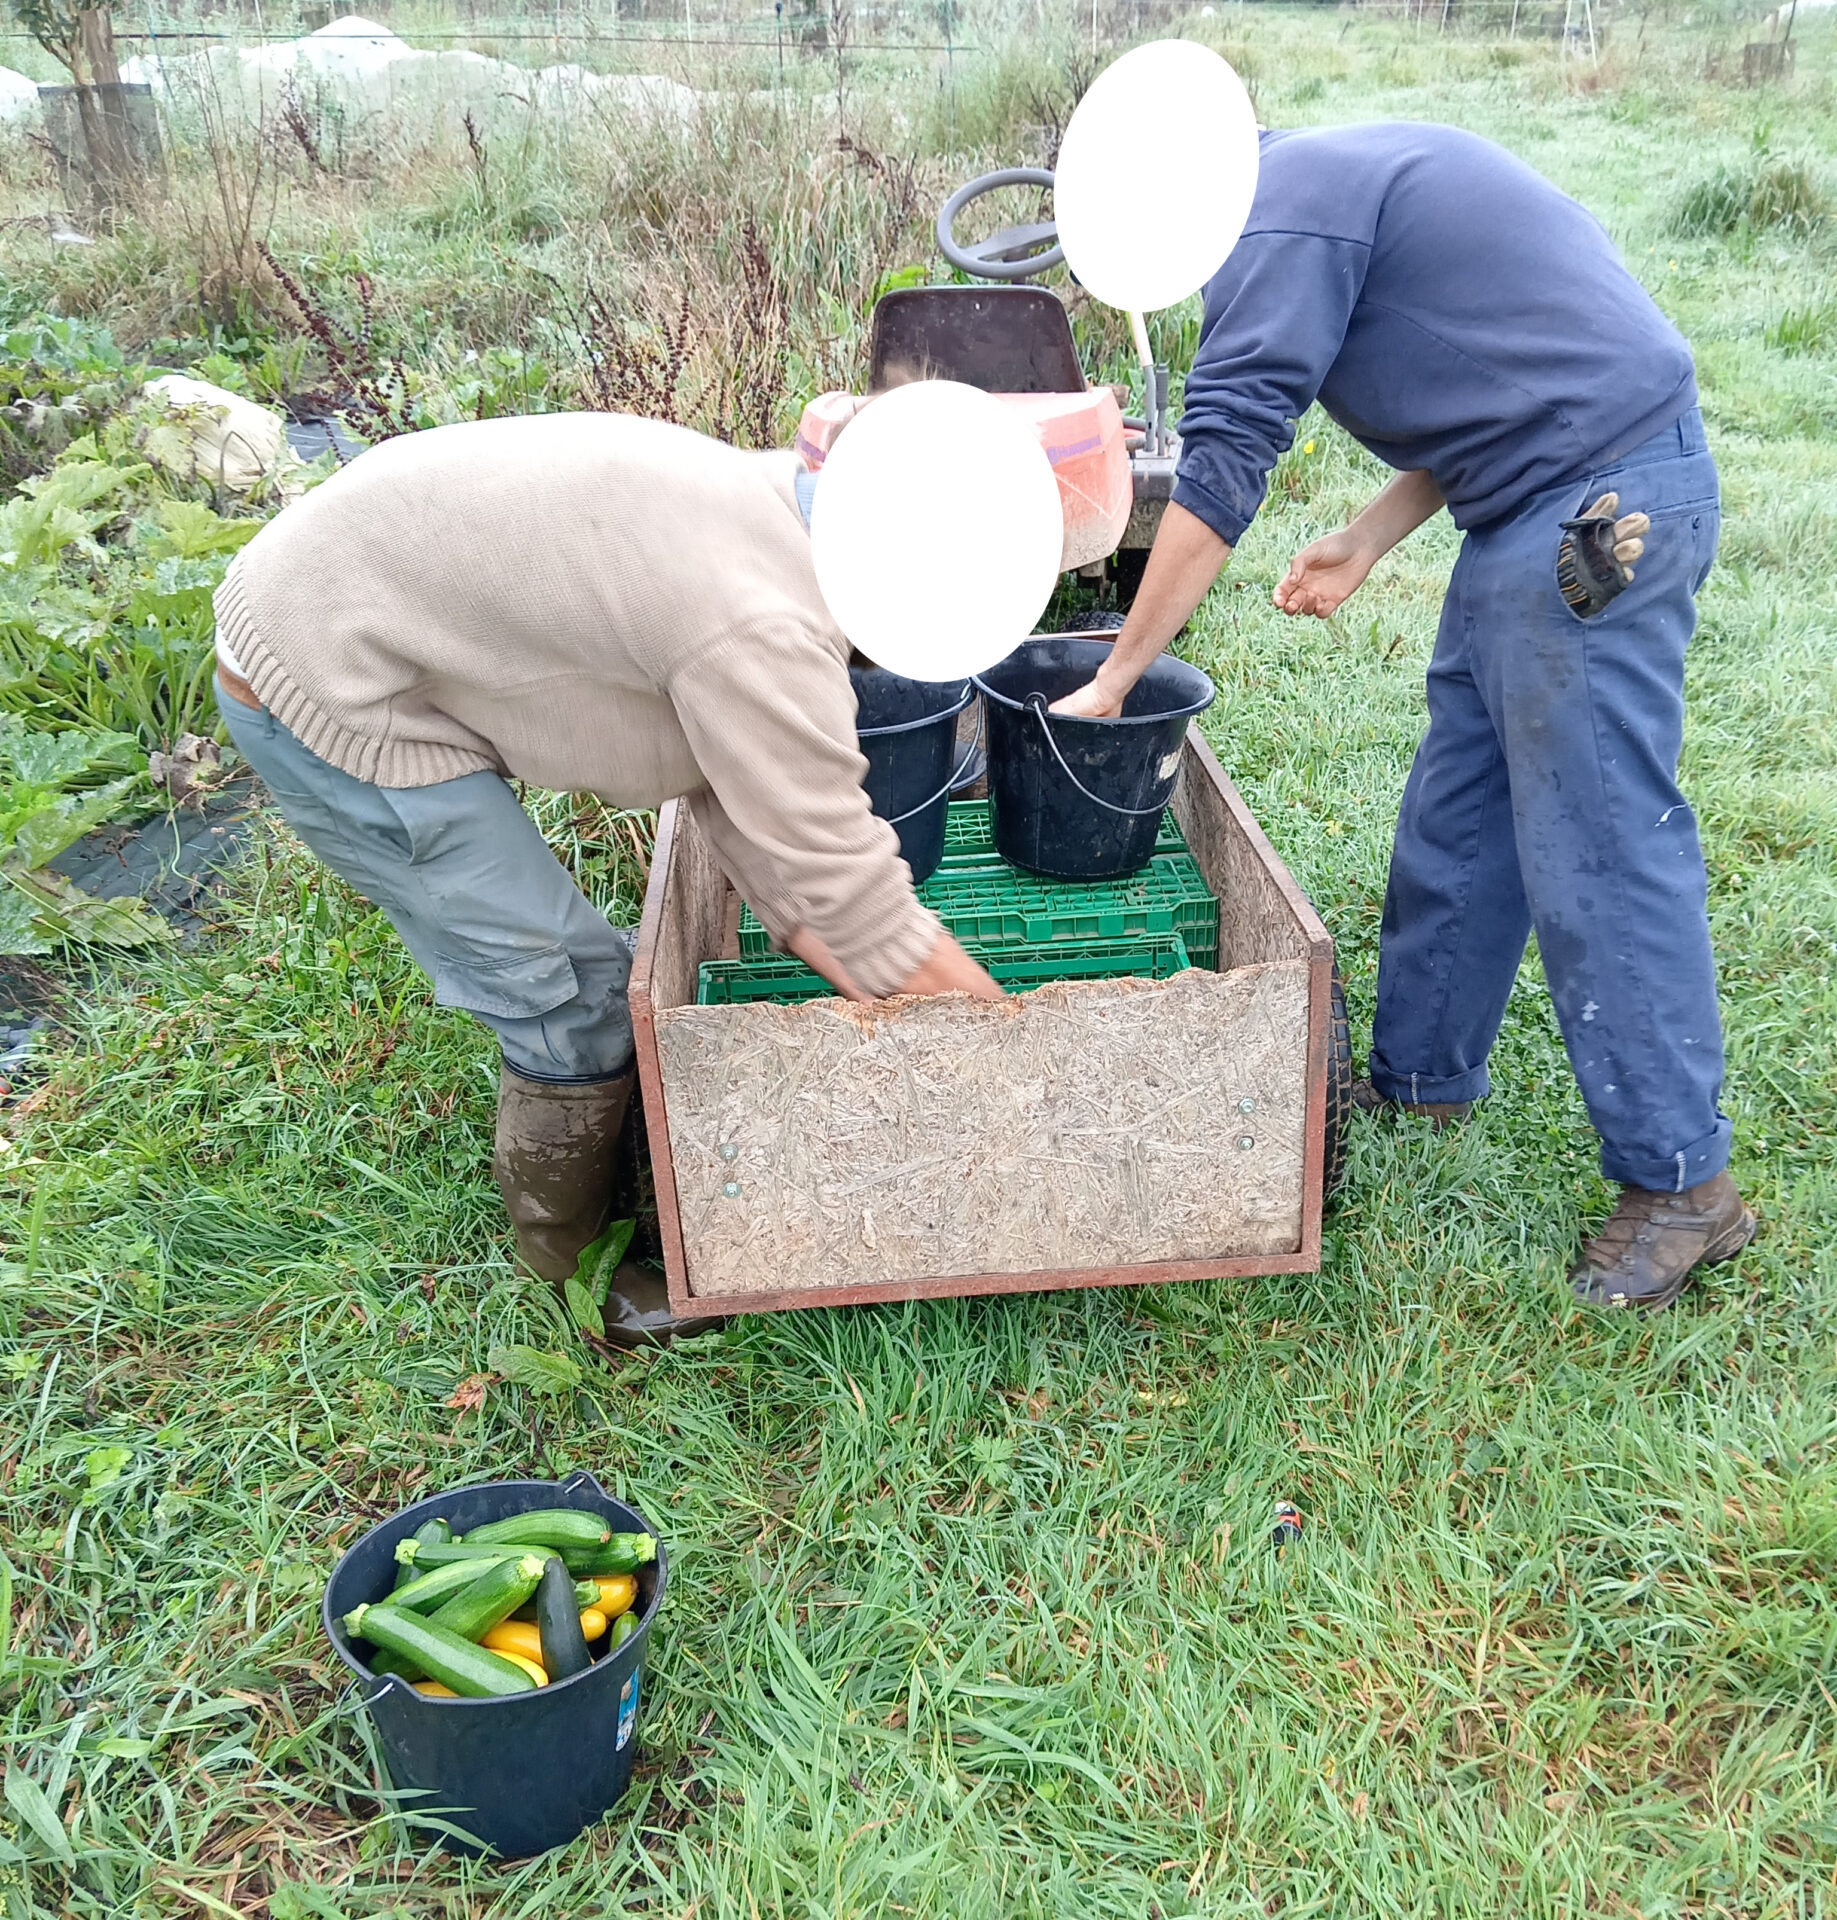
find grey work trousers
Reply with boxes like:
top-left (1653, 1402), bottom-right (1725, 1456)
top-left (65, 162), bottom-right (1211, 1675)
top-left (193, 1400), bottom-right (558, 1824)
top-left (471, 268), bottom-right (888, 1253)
top-left (219, 680), bottom-right (634, 1082)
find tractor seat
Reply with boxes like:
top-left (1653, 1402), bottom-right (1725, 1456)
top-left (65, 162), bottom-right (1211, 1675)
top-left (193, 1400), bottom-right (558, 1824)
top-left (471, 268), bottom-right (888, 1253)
top-left (869, 286), bottom-right (1086, 395)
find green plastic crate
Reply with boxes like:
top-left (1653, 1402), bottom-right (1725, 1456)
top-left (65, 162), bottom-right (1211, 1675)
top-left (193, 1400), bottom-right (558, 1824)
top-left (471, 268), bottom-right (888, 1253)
top-left (737, 851), bottom-right (1217, 967)
top-left (697, 934), bottom-right (1192, 1005)
top-left (938, 798), bottom-right (1187, 866)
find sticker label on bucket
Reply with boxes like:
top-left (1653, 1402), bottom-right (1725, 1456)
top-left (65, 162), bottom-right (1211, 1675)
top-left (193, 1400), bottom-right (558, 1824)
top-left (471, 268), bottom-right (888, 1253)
top-left (1156, 750), bottom-right (1182, 782)
top-left (616, 1673), bottom-right (639, 1751)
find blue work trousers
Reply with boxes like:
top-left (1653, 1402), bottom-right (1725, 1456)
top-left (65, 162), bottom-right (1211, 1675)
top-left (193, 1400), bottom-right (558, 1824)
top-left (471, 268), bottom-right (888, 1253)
top-left (1369, 409), bottom-right (1731, 1191)
top-left (218, 684), bottom-right (634, 1083)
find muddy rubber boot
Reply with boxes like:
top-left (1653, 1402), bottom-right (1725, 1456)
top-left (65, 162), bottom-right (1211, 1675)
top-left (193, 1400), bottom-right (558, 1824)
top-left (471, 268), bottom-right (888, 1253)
top-left (602, 1259), bottom-right (725, 1352)
top-left (494, 1062), bottom-right (728, 1348)
top-left (1350, 1079), bottom-right (1473, 1130)
top-left (494, 1063), bottom-right (633, 1284)
top-left (1569, 1171), bottom-right (1756, 1312)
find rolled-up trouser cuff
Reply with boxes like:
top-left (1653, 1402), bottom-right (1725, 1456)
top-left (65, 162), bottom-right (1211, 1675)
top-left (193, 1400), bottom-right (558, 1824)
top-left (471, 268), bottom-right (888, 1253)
top-left (500, 1054), bottom-right (633, 1088)
top-left (1367, 1056), bottom-right (1491, 1107)
top-left (1600, 1115), bottom-right (1733, 1193)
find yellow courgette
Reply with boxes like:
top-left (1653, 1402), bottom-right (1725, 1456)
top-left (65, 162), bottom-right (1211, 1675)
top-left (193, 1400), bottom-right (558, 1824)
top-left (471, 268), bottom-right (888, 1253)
top-left (480, 1619), bottom-right (545, 1664)
top-left (500, 1650), bottom-right (549, 1687)
top-left (593, 1574), bottom-right (638, 1618)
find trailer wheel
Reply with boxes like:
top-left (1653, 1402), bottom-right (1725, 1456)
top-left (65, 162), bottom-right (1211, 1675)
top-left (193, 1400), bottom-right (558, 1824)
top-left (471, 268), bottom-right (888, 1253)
top-left (1324, 966), bottom-right (1353, 1197)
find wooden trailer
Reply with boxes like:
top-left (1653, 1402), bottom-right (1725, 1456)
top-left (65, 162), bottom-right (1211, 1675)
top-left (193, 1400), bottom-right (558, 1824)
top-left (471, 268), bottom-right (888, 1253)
top-left (629, 727), bottom-right (1338, 1316)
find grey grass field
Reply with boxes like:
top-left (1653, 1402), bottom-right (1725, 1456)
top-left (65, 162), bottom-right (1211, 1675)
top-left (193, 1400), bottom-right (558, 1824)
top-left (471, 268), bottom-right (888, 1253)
top-left (2, 8), bottom-right (1835, 1915)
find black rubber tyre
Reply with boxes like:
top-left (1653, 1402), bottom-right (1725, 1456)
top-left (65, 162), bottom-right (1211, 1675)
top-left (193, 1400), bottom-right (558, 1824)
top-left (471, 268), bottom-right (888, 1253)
top-left (1324, 966), bottom-right (1353, 1197)
top-left (1056, 607), bottom-right (1127, 633)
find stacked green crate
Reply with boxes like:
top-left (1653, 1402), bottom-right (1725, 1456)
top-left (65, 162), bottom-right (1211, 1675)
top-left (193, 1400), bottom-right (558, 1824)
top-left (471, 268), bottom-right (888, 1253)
top-left (705, 801), bottom-right (1220, 1005)
top-left (939, 798), bottom-right (1188, 865)
top-left (699, 934), bottom-right (1193, 1005)
top-left (735, 842), bottom-right (1218, 966)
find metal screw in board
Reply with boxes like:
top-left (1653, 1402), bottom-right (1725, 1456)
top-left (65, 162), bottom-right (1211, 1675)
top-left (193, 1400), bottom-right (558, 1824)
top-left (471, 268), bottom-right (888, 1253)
top-left (721, 1181), bottom-right (741, 1199)
top-left (1238, 1097), bottom-right (1256, 1114)
top-left (718, 1142), bottom-right (739, 1162)
top-left (1236, 1134), bottom-right (1255, 1152)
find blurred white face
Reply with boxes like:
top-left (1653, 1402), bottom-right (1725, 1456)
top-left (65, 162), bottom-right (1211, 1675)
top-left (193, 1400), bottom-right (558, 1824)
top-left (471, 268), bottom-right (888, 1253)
top-left (1054, 41), bottom-right (1261, 315)
top-left (809, 381), bottom-right (1063, 682)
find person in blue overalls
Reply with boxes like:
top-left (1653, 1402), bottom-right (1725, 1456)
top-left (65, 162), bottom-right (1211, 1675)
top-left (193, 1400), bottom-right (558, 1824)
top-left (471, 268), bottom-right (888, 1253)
top-left (1054, 121), bottom-right (1754, 1311)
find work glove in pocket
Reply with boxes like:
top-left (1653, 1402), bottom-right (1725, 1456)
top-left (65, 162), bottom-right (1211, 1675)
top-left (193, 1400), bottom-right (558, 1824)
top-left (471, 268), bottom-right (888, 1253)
top-left (1557, 491), bottom-right (1650, 618)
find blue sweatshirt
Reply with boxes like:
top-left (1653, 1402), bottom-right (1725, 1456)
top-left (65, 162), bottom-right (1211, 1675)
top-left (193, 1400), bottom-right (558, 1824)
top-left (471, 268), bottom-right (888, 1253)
top-left (1173, 123), bottom-right (1697, 543)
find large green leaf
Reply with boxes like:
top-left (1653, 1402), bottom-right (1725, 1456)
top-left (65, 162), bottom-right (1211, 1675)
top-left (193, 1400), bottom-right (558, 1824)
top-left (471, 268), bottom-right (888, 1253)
top-left (2, 775), bottom-right (142, 868)
top-left (0, 888), bottom-right (52, 955)
top-left (0, 867), bottom-right (175, 954)
top-left (0, 717), bottom-right (142, 788)
top-left (147, 498), bottom-right (264, 561)
top-left (487, 1344), bottom-right (584, 1398)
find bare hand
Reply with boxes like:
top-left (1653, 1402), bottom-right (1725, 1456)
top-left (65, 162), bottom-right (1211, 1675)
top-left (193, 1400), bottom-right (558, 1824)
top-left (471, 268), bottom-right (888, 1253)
top-left (1272, 528), bottom-right (1378, 619)
top-left (1049, 676), bottom-right (1125, 719)
top-left (787, 927), bottom-right (1001, 1000)
top-left (895, 931), bottom-right (1002, 999)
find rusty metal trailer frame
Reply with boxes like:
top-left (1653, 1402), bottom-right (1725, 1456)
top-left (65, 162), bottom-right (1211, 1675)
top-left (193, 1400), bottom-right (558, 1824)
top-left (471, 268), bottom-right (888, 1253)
top-left (631, 725), bottom-right (1333, 1315)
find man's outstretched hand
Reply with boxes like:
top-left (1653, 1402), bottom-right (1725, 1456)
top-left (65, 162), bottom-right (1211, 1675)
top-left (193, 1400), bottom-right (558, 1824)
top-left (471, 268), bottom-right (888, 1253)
top-left (1272, 527), bottom-right (1377, 619)
top-left (1273, 468), bottom-right (1447, 621)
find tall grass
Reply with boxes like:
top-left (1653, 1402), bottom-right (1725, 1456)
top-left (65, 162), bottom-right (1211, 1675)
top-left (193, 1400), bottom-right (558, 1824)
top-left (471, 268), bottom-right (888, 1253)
top-left (0, 5), bottom-right (1834, 1915)
top-left (1672, 155), bottom-right (1830, 239)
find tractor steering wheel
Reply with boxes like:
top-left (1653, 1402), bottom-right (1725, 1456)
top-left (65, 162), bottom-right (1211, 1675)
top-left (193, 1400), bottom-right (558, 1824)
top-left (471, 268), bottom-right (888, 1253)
top-left (936, 168), bottom-right (1064, 281)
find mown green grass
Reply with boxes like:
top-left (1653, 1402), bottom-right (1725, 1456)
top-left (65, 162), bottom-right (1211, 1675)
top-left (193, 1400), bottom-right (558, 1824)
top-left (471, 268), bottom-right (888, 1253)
top-left (3, 8), bottom-right (1836, 1917)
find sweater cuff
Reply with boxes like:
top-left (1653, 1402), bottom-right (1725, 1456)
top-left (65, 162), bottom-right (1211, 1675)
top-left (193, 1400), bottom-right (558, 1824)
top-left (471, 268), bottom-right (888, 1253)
top-left (753, 877), bottom-right (941, 1000)
top-left (836, 895), bottom-right (942, 999)
top-left (1170, 469), bottom-right (1258, 548)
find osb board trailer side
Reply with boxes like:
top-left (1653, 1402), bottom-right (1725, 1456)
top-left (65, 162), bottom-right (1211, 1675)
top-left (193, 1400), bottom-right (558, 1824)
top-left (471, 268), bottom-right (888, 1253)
top-left (629, 726), bottom-right (1335, 1314)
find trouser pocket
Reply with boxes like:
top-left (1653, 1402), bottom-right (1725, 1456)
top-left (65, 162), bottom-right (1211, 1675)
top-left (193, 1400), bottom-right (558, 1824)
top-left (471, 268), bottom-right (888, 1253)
top-left (433, 945), bottom-right (581, 1021)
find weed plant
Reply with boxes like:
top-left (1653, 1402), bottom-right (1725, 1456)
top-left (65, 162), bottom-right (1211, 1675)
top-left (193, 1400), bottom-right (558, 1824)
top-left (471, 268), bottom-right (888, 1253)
top-left (0, 5), bottom-right (1834, 1915)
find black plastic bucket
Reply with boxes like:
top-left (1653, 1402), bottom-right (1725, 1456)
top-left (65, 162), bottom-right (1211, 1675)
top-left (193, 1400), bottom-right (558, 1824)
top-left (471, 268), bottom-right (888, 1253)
top-left (323, 1472), bottom-right (667, 1859)
top-left (974, 637), bottom-right (1215, 879)
top-left (852, 667), bottom-right (978, 883)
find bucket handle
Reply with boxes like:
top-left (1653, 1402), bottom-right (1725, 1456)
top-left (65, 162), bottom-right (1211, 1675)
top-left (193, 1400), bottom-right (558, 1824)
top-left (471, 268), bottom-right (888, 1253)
top-left (886, 699), bottom-right (984, 825)
top-left (1023, 694), bottom-right (1175, 819)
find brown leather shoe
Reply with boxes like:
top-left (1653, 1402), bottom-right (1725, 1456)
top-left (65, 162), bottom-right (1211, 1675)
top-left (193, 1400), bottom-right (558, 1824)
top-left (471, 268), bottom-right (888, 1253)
top-left (1569, 1171), bottom-right (1756, 1312)
top-left (1351, 1078), bottom-right (1473, 1129)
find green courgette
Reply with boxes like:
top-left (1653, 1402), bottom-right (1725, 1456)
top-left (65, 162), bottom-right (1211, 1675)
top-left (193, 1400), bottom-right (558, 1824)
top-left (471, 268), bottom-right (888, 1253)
top-left (575, 1533), bottom-right (658, 1576)
top-left (462, 1508), bottom-right (613, 1551)
top-left (509, 1576), bottom-right (599, 1624)
top-left (428, 1553), bottom-right (547, 1642)
top-left (533, 1556), bottom-right (592, 1683)
top-left (394, 1538), bottom-right (526, 1571)
top-left (608, 1609), bottom-right (639, 1651)
top-left (369, 1645), bottom-right (423, 1680)
top-left (393, 1518), bottom-right (453, 1591)
top-left (390, 1556), bottom-right (503, 1614)
top-left (343, 1602), bottom-right (537, 1697)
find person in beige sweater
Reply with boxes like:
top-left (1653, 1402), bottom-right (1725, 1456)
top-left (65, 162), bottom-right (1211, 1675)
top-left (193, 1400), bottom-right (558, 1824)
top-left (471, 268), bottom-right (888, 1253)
top-left (214, 411), bottom-right (998, 1344)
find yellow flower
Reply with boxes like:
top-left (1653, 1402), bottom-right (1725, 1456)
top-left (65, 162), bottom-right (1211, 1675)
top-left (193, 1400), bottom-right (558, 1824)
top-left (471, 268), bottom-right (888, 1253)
top-left (1303, 439), bottom-right (1317, 454)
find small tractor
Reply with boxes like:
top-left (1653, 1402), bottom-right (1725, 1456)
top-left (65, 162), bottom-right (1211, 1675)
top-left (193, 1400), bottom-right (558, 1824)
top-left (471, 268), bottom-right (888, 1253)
top-left (795, 167), bottom-right (1179, 610)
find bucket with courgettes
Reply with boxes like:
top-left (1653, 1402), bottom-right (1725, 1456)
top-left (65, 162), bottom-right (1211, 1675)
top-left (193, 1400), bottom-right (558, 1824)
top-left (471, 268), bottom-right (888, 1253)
top-left (322, 1472), bottom-right (667, 1858)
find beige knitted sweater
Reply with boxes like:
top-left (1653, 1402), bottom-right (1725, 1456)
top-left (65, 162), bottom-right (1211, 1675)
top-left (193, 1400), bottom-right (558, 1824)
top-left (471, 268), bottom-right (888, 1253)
top-left (214, 412), bottom-right (940, 996)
